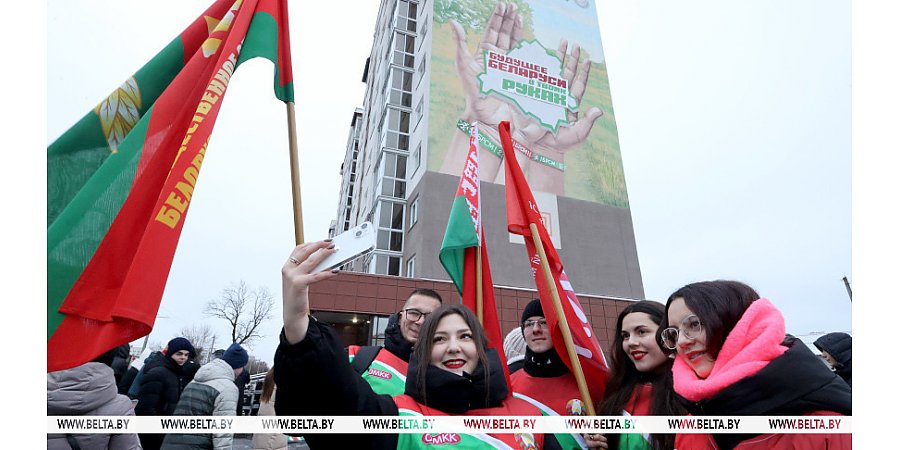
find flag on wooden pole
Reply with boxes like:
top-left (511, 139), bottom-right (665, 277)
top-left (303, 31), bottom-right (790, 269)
top-left (498, 121), bottom-right (608, 408)
top-left (47, 0), bottom-right (294, 372)
top-left (439, 122), bottom-right (511, 393)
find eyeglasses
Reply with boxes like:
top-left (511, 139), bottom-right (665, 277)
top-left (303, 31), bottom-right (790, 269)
top-left (523, 319), bottom-right (548, 329)
top-left (660, 315), bottom-right (703, 350)
top-left (402, 309), bottom-right (430, 322)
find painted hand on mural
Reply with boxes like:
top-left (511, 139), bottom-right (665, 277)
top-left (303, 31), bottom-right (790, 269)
top-left (439, 2), bottom-right (525, 180)
top-left (519, 40), bottom-right (604, 195)
top-left (440, 2), bottom-right (604, 196)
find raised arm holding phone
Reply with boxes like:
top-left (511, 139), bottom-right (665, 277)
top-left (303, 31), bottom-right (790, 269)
top-left (273, 242), bottom-right (564, 449)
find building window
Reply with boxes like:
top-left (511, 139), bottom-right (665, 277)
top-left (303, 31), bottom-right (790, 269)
top-left (419, 14), bottom-right (429, 49)
top-left (378, 255), bottom-right (402, 276)
top-left (388, 67), bottom-right (413, 108)
top-left (409, 197), bottom-right (419, 229)
top-left (412, 143), bottom-right (421, 173)
top-left (376, 152), bottom-right (407, 199)
top-left (383, 108), bottom-right (411, 151)
top-left (375, 200), bottom-right (404, 252)
top-left (396, 0), bottom-right (418, 33)
top-left (368, 253), bottom-right (402, 276)
top-left (371, 315), bottom-right (390, 346)
top-left (414, 96), bottom-right (424, 131)
top-left (416, 58), bottom-right (426, 89)
top-left (406, 255), bottom-right (416, 278)
top-left (392, 32), bottom-right (415, 69)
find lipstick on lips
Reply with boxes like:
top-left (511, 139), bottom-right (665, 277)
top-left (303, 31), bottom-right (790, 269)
top-left (631, 351), bottom-right (646, 361)
top-left (685, 350), bottom-right (707, 363)
top-left (443, 359), bottom-right (466, 369)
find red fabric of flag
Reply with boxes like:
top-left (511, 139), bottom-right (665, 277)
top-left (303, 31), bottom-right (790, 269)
top-left (498, 121), bottom-right (609, 401)
top-left (441, 122), bottom-right (511, 395)
top-left (48, 0), bottom-right (291, 372)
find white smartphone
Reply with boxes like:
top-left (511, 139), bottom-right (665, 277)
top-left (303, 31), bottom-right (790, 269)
top-left (311, 222), bottom-right (377, 273)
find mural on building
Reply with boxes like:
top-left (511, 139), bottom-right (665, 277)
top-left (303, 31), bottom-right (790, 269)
top-left (428, 0), bottom-right (629, 207)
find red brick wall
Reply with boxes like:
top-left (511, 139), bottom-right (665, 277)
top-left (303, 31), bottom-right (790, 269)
top-left (308, 272), bottom-right (639, 356)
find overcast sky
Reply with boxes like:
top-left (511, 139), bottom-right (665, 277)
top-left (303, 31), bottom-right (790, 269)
top-left (45, 0), bottom-right (858, 365)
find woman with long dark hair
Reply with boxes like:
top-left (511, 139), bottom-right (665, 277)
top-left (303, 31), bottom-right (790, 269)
top-left (272, 240), bottom-right (559, 449)
top-left (660, 280), bottom-right (851, 450)
top-left (588, 301), bottom-right (710, 450)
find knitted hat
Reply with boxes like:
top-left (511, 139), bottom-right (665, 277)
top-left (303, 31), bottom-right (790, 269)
top-left (503, 327), bottom-right (527, 361)
top-left (166, 337), bottom-right (196, 358)
top-left (221, 343), bottom-right (249, 369)
top-left (521, 299), bottom-right (544, 325)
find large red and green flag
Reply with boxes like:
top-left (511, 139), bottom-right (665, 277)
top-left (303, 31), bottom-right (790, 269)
top-left (439, 122), bottom-right (511, 394)
top-left (498, 121), bottom-right (609, 401)
top-left (47, 0), bottom-right (294, 372)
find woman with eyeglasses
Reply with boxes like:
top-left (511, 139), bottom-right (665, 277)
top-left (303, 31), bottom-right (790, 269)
top-left (587, 301), bottom-right (713, 450)
top-left (273, 241), bottom-right (560, 449)
top-left (660, 280), bottom-right (851, 450)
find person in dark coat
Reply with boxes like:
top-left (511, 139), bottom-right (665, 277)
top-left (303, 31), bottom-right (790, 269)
top-left (117, 365), bottom-right (139, 396)
top-left (135, 337), bottom-right (196, 450)
top-left (162, 343), bottom-right (248, 450)
top-left (235, 363), bottom-right (251, 415)
top-left (125, 350), bottom-right (166, 399)
top-left (274, 241), bottom-right (559, 450)
top-left (109, 343), bottom-right (131, 386)
top-left (183, 359), bottom-right (201, 384)
top-left (814, 332), bottom-right (852, 387)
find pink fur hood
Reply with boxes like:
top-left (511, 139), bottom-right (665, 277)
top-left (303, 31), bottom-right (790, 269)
top-left (672, 298), bottom-right (789, 402)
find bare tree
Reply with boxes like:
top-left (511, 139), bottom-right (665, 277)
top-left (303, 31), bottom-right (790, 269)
top-left (204, 280), bottom-right (275, 345)
top-left (179, 324), bottom-right (219, 364)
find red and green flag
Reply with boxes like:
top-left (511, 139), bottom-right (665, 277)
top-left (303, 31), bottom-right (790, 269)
top-left (498, 121), bottom-right (609, 402)
top-left (47, 0), bottom-right (294, 372)
top-left (439, 122), bottom-right (511, 393)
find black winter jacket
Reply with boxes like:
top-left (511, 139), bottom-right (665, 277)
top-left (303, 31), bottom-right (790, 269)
top-left (681, 341), bottom-right (851, 450)
top-left (135, 357), bottom-right (190, 416)
top-left (273, 318), bottom-right (561, 450)
top-left (135, 357), bottom-right (191, 450)
top-left (814, 332), bottom-right (852, 387)
top-left (383, 312), bottom-right (413, 361)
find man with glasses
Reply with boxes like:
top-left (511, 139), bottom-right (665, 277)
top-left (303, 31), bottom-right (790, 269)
top-left (348, 288), bottom-right (442, 395)
top-left (511, 299), bottom-right (600, 449)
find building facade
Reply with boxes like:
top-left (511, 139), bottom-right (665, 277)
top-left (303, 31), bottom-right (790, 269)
top-left (330, 0), bottom-right (644, 327)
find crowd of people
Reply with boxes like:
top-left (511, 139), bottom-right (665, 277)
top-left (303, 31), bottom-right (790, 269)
top-left (273, 240), bottom-right (852, 450)
top-left (48, 338), bottom-right (257, 450)
top-left (47, 238), bottom-right (853, 449)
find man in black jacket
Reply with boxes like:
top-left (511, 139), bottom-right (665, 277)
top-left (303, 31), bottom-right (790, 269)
top-left (347, 288), bottom-right (442, 396)
top-left (134, 337), bottom-right (196, 450)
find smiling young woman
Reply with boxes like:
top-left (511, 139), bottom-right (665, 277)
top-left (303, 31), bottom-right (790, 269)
top-left (593, 301), bottom-right (711, 450)
top-left (272, 242), bottom-right (560, 449)
top-left (660, 280), bottom-right (852, 450)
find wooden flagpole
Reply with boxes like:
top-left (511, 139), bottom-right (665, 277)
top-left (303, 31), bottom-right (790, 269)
top-left (476, 247), bottom-right (484, 323)
top-left (473, 121), bottom-right (483, 324)
top-left (286, 102), bottom-right (304, 245)
top-left (529, 223), bottom-right (595, 415)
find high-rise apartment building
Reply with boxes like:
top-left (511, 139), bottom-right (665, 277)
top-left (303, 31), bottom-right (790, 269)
top-left (332, 0), bottom-right (644, 300)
